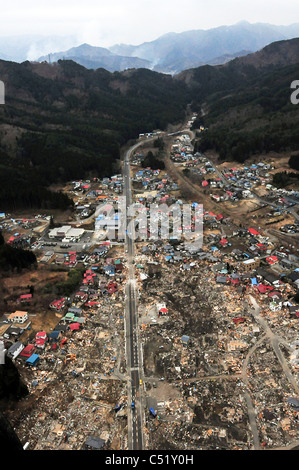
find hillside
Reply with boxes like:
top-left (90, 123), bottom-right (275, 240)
top-left (2, 37), bottom-right (299, 212)
top-left (176, 38), bottom-right (299, 98)
top-left (110, 21), bottom-right (299, 74)
top-left (177, 39), bottom-right (299, 162)
top-left (0, 59), bottom-right (189, 210)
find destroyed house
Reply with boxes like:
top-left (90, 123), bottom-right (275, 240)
top-left (68, 307), bottom-right (82, 315)
top-left (256, 268), bottom-right (280, 285)
top-left (83, 436), bottom-right (105, 450)
top-left (48, 331), bottom-right (61, 342)
top-left (103, 265), bottom-right (115, 276)
top-left (3, 326), bottom-right (24, 339)
top-left (216, 276), bottom-right (228, 284)
top-left (288, 271), bottom-right (299, 284)
top-left (287, 397), bottom-right (299, 411)
top-left (289, 305), bottom-right (299, 317)
top-left (53, 324), bottom-right (69, 333)
top-left (181, 335), bottom-right (190, 346)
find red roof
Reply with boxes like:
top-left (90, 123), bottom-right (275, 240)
top-left (36, 331), bottom-right (47, 339)
top-left (19, 294), bottom-right (32, 300)
top-left (266, 256), bottom-right (278, 264)
top-left (233, 317), bottom-right (246, 324)
top-left (257, 285), bottom-right (273, 294)
top-left (69, 323), bottom-right (80, 331)
top-left (248, 228), bottom-right (260, 236)
top-left (35, 338), bottom-right (46, 346)
top-left (269, 291), bottom-right (281, 297)
top-left (20, 345), bottom-right (35, 357)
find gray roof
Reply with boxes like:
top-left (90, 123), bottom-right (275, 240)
top-left (84, 436), bottom-right (105, 450)
top-left (287, 397), bottom-right (299, 410)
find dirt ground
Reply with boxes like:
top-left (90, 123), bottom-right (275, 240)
top-left (0, 266), bottom-right (68, 336)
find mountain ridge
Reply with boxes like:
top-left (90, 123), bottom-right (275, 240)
top-left (38, 43), bottom-right (152, 72)
top-left (25, 21), bottom-right (299, 74)
top-left (109, 21), bottom-right (299, 73)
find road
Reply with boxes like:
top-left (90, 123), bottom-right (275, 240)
top-left (249, 295), bottom-right (299, 395)
top-left (123, 137), bottom-right (156, 450)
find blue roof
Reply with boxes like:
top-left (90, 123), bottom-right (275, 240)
top-left (49, 331), bottom-right (60, 339)
top-left (181, 335), bottom-right (190, 342)
top-left (26, 354), bottom-right (40, 364)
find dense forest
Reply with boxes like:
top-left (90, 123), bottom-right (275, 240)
top-left (0, 231), bottom-right (37, 271)
top-left (190, 60), bottom-right (299, 163)
top-left (141, 151), bottom-right (166, 170)
top-left (0, 60), bottom-right (189, 211)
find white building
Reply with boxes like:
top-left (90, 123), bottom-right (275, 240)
top-left (63, 228), bottom-right (85, 242)
top-left (8, 311), bottom-right (29, 324)
top-left (49, 226), bottom-right (84, 241)
top-left (48, 226), bottom-right (72, 239)
top-left (7, 341), bottom-right (24, 360)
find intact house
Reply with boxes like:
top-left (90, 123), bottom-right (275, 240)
top-left (7, 311), bottom-right (29, 324)
top-left (49, 298), bottom-right (66, 312)
top-left (242, 258), bottom-right (261, 272)
top-left (7, 341), bottom-right (24, 360)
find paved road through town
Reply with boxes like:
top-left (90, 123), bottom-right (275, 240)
top-left (123, 137), bottom-right (155, 450)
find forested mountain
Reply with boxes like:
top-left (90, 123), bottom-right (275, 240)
top-left (38, 43), bottom-right (152, 72)
top-left (1, 37), bottom-right (299, 212)
top-left (0, 60), bottom-right (189, 210)
top-left (110, 21), bottom-right (299, 74)
top-left (176, 38), bottom-right (299, 162)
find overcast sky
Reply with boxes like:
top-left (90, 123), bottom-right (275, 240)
top-left (1, 0), bottom-right (299, 48)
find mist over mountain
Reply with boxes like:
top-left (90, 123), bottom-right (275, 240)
top-left (2, 21), bottom-right (299, 74)
top-left (38, 44), bottom-right (151, 72)
top-left (0, 34), bottom-right (79, 62)
top-left (109, 21), bottom-right (299, 73)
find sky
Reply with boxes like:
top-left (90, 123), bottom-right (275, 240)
top-left (1, 0), bottom-right (299, 56)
